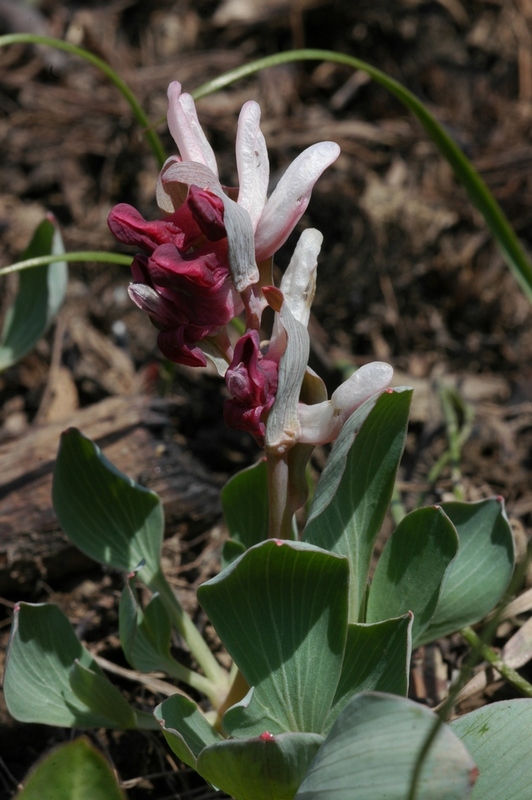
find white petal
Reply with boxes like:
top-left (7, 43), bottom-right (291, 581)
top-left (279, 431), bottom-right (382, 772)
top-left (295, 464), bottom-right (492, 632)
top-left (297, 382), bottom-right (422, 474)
top-left (254, 141), bottom-right (340, 261)
top-left (167, 82), bottom-right (219, 176)
top-left (265, 296), bottom-right (309, 455)
top-left (236, 101), bottom-right (269, 229)
top-left (297, 400), bottom-right (336, 445)
top-left (298, 362), bottom-right (394, 446)
top-left (156, 156), bottom-right (185, 213)
top-left (279, 228), bottom-right (322, 327)
top-left (331, 362), bottom-right (393, 412)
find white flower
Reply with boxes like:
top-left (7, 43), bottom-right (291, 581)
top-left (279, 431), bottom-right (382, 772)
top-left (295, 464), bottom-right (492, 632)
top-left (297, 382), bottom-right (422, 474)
top-left (158, 82), bottom-right (340, 290)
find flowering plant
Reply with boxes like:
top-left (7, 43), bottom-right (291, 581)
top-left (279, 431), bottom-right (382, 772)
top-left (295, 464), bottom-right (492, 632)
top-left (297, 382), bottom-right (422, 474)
top-left (3, 40), bottom-right (532, 800)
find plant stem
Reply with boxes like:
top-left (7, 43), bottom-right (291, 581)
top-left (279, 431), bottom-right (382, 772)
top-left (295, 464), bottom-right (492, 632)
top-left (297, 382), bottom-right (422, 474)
top-left (0, 251), bottom-right (133, 277)
top-left (461, 625), bottom-right (532, 698)
top-left (213, 669), bottom-right (250, 731)
top-left (149, 570), bottom-right (229, 704)
top-left (266, 452), bottom-right (294, 539)
top-left (192, 49), bottom-right (532, 304)
top-left (0, 34), bottom-right (166, 167)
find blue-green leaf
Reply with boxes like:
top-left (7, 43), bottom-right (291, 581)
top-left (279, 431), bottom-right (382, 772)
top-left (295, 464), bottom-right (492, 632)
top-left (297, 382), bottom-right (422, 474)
top-left (221, 458), bottom-right (269, 551)
top-left (326, 615), bottom-right (412, 730)
top-left (0, 215), bottom-right (67, 371)
top-left (15, 737), bottom-right (126, 800)
top-left (197, 732), bottom-right (323, 800)
top-left (198, 540), bottom-right (349, 733)
top-left (154, 695), bottom-right (223, 769)
top-left (297, 692), bottom-right (477, 800)
top-left (5, 603), bottom-right (125, 728)
top-left (303, 388), bottom-right (412, 622)
top-left (451, 700), bottom-right (532, 800)
top-left (52, 428), bottom-right (163, 581)
top-left (419, 498), bottom-right (515, 644)
top-left (366, 506), bottom-right (459, 644)
top-left (69, 661), bottom-right (136, 729)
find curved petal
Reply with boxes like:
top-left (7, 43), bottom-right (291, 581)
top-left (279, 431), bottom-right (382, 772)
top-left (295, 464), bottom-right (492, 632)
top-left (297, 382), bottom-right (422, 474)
top-left (279, 228), bottom-right (323, 327)
top-left (297, 400), bottom-right (336, 445)
top-left (298, 363), bottom-right (394, 445)
top-left (265, 288), bottom-right (309, 455)
top-left (156, 156), bottom-right (185, 213)
top-left (331, 362), bottom-right (394, 412)
top-left (254, 141), bottom-right (340, 261)
top-left (236, 101), bottom-right (269, 229)
top-left (167, 82), bottom-right (218, 177)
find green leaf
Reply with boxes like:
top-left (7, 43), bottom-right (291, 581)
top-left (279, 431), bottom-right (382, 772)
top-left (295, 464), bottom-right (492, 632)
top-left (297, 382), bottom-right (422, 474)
top-left (221, 538), bottom-right (246, 568)
top-left (326, 615), bottom-right (412, 730)
top-left (366, 506), bottom-right (459, 644)
top-left (198, 540), bottom-right (349, 733)
top-left (154, 694), bottom-right (223, 770)
top-left (4, 603), bottom-right (125, 728)
top-left (119, 577), bottom-right (178, 675)
top-left (0, 215), bottom-right (67, 371)
top-left (296, 692), bottom-right (477, 800)
top-left (69, 661), bottom-right (136, 729)
top-left (197, 732), bottom-right (323, 800)
top-left (303, 388), bottom-right (412, 622)
top-left (451, 699), bottom-right (532, 800)
top-left (221, 459), bottom-right (269, 557)
top-left (52, 428), bottom-right (163, 581)
top-left (118, 578), bottom-right (210, 690)
top-left (419, 498), bottom-right (515, 644)
top-left (15, 737), bottom-right (126, 800)
top-left (223, 687), bottom-right (288, 738)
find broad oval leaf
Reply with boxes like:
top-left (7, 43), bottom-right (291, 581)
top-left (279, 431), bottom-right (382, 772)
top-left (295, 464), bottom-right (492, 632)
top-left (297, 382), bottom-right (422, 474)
top-left (451, 699), bottom-right (532, 800)
top-left (5, 603), bottom-right (126, 728)
top-left (69, 660), bottom-right (136, 729)
top-left (198, 539), bottom-right (349, 733)
top-left (296, 692), bottom-right (477, 800)
top-left (419, 498), bottom-right (515, 645)
top-left (0, 214), bottom-right (67, 371)
top-left (326, 615), bottom-right (412, 730)
top-left (223, 686), bottom-right (287, 738)
top-left (303, 388), bottom-right (412, 622)
top-left (197, 731), bottom-right (323, 800)
top-left (154, 694), bottom-right (223, 770)
top-left (366, 506), bottom-right (459, 644)
top-left (119, 577), bottom-right (180, 676)
top-left (221, 458), bottom-right (269, 567)
top-left (52, 428), bottom-right (163, 580)
top-left (15, 737), bottom-right (126, 800)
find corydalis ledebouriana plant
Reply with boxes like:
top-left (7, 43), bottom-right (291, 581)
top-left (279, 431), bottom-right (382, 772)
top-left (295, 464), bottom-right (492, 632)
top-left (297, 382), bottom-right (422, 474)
top-left (107, 82), bottom-right (393, 495)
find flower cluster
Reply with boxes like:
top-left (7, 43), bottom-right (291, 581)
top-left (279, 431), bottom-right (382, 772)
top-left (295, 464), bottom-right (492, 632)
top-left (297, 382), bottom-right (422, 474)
top-left (108, 81), bottom-right (393, 453)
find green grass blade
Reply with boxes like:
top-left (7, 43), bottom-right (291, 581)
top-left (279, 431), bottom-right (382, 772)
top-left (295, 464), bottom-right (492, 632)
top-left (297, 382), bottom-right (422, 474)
top-left (193, 49), bottom-right (532, 303)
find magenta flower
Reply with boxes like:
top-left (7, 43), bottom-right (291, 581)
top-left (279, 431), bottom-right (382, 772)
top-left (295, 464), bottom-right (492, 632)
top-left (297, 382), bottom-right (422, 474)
top-left (108, 83), bottom-right (339, 370)
top-left (224, 330), bottom-right (279, 446)
top-left (108, 186), bottom-right (243, 368)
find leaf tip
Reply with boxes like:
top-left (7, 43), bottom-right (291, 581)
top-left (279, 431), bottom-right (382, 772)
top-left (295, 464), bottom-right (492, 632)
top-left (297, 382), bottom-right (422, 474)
top-left (469, 766), bottom-right (480, 786)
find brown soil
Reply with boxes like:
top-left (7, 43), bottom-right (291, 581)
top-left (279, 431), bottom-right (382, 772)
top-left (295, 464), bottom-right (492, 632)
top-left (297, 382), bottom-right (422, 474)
top-left (2, 0), bottom-right (532, 797)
